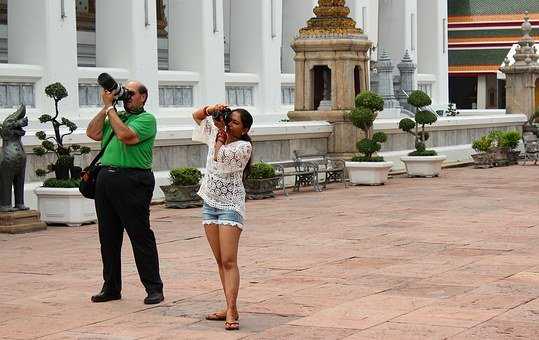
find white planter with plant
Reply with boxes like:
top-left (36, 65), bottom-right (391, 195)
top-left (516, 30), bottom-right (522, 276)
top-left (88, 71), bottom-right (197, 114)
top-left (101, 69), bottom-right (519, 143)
top-left (33, 82), bottom-right (95, 226)
top-left (398, 90), bottom-right (446, 177)
top-left (345, 91), bottom-right (393, 185)
top-left (34, 187), bottom-right (96, 227)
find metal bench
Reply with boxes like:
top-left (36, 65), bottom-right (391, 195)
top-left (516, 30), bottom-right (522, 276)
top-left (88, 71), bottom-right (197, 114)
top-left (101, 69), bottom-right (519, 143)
top-left (522, 132), bottom-right (539, 165)
top-left (293, 151), bottom-right (346, 190)
top-left (266, 160), bottom-right (320, 196)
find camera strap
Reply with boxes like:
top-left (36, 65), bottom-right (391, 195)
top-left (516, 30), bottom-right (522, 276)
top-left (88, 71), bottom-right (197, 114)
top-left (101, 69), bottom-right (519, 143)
top-left (87, 131), bottom-right (115, 170)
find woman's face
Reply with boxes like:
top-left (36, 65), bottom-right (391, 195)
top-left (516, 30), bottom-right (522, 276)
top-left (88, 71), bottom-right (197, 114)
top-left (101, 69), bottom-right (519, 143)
top-left (226, 111), bottom-right (248, 138)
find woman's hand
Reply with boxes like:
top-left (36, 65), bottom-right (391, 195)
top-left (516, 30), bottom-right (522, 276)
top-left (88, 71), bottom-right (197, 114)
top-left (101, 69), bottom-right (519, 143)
top-left (207, 104), bottom-right (228, 130)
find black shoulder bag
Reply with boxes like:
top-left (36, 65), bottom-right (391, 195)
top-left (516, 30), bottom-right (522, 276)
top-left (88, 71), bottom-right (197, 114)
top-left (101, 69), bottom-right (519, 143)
top-left (79, 133), bottom-right (115, 199)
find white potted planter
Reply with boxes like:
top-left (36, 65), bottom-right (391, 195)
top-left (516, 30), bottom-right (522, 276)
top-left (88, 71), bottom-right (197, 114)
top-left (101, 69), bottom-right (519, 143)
top-left (34, 187), bottom-right (97, 227)
top-left (345, 161), bottom-right (393, 185)
top-left (400, 155), bottom-right (447, 177)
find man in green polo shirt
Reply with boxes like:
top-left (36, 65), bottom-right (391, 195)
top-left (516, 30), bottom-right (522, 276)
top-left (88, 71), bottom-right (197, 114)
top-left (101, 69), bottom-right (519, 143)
top-left (86, 80), bottom-right (164, 305)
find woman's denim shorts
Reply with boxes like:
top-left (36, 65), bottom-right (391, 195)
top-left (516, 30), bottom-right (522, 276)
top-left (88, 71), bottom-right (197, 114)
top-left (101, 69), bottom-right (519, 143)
top-left (202, 202), bottom-right (244, 229)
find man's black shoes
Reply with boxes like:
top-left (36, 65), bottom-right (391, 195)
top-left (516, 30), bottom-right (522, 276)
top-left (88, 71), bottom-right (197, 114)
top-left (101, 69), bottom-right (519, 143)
top-left (144, 291), bottom-right (164, 305)
top-left (91, 291), bottom-right (121, 303)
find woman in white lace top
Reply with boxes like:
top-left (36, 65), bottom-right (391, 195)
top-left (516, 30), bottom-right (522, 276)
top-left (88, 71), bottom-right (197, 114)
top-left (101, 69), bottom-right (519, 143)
top-left (192, 103), bottom-right (253, 331)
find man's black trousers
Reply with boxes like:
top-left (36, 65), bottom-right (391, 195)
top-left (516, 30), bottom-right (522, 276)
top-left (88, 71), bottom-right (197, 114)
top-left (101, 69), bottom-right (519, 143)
top-left (95, 166), bottom-right (163, 294)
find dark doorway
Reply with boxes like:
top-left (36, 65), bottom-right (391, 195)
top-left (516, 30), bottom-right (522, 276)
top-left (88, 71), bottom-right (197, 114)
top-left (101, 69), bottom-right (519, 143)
top-left (497, 79), bottom-right (506, 109)
top-left (449, 76), bottom-right (477, 109)
top-left (354, 66), bottom-right (361, 97)
top-left (313, 65), bottom-right (331, 110)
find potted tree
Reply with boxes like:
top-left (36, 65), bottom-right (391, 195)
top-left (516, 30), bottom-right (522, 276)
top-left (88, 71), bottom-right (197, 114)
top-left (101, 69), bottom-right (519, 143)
top-left (345, 91), bottom-right (393, 185)
top-left (33, 83), bottom-right (96, 227)
top-left (399, 90), bottom-right (447, 177)
top-left (245, 162), bottom-right (279, 199)
top-left (160, 167), bottom-right (203, 208)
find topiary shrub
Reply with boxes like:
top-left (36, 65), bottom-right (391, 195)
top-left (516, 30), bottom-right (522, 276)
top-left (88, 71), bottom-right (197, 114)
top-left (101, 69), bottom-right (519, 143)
top-left (499, 131), bottom-right (521, 150)
top-left (399, 90), bottom-right (438, 156)
top-left (348, 91), bottom-right (387, 162)
top-left (248, 162), bottom-right (276, 179)
top-left (169, 167), bottom-right (202, 186)
top-left (34, 82), bottom-right (91, 186)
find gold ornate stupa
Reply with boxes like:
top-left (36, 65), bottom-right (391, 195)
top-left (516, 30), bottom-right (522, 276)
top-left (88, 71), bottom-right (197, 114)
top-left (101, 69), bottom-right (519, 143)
top-left (288, 0), bottom-right (372, 157)
top-left (299, 0), bottom-right (362, 37)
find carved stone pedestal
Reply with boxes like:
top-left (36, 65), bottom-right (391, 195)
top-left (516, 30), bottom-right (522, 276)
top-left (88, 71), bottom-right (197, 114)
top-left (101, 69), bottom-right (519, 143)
top-left (0, 210), bottom-right (47, 234)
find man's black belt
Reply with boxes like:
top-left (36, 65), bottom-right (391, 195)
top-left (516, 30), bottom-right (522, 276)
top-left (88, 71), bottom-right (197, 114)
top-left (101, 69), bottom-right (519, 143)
top-left (102, 165), bottom-right (151, 173)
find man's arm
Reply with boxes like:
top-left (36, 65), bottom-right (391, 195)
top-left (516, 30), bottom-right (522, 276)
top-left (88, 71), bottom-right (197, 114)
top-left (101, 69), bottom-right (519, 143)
top-left (86, 106), bottom-right (107, 141)
top-left (107, 108), bottom-right (140, 145)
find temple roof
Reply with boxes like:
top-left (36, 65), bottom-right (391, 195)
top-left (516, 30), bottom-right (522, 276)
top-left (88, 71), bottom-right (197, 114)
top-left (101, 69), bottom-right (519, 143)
top-left (449, 0), bottom-right (539, 17)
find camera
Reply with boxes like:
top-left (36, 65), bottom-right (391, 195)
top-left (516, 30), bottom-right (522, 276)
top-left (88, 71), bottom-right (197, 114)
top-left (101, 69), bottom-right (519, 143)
top-left (97, 73), bottom-right (134, 102)
top-left (212, 107), bottom-right (232, 124)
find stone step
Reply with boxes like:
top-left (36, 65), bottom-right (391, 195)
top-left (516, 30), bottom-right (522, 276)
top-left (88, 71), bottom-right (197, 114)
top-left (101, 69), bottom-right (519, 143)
top-left (0, 221), bottom-right (47, 234)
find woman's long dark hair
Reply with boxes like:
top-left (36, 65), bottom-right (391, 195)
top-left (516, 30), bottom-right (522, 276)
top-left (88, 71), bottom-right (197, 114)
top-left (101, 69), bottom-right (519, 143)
top-left (232, 108), bottom-right (253, 181)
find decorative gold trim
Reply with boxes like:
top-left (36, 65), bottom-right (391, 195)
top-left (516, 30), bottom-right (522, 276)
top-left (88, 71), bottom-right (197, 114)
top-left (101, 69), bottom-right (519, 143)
top-left (299, 0), bottom-right (362, 37)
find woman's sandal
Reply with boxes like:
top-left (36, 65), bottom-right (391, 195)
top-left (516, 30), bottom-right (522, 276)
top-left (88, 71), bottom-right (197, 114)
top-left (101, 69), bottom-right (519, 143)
top-left (224, 320), bottom-right (240, 331)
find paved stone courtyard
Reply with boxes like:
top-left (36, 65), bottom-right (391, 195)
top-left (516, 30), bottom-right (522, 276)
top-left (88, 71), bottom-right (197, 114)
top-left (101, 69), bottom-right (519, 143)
top-left (2, 165), bottom-right (539, 339)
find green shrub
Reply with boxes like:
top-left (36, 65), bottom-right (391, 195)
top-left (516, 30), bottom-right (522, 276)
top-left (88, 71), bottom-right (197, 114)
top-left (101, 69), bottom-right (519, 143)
top-left (248, 162), bottom-right (276, 179)
top-left (399, 90), bottom-right (437, 156)
top-left (34, 82), bottom-right (91, 181)
top-left (355, 91), bottom-right (384, 112)
top-left (407, 90), bottom-right (432, 108)
top-left (349, 91), bottom-right (386, 162)
top-left (409, 149), bottom-right (438, 157)
top-left (472, 135), bottom-right (493, 153)
top-left (170, 168), bottom-right (202, 186)
top-left (43, 178), bottom-right (80, 188)
top-left (499, 131), bottom-right (521, 150)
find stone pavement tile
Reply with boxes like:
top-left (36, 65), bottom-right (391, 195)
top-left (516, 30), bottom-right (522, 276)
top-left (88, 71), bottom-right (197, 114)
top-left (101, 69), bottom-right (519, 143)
top-left (449, 320), bottom-right (539, 339)
top-left (293, 283), bottom-right (380, 300)
top-left (503, 271), bottom-right (539, 285)
top-left (384, 282), bottom-right (475, 299)
top-left (184, 312), bottom-right (297, 335)
top-left (0, 316), bottom-right (93, 339)
top-left (418, 270), bottom-right (503, 287)
top-left (242, 294), bottom-right (345, 317)
top-left (438, 291), bottom-right (535, 311)
top-left (342, 274), bottom-right (418, 290)
top-left (393, 305), bottom-right (503, 328)
top-left (291, 257), bottom-right (406, 280)
top-left (342, 321), bottom-right (465, 339)
top-left (288, 294), bottom-right (436, 330)
top-left (142, 328), bottom-right (245, 340)
top-left (72, 309), bottom-right (197, 339)
top-left (494, 303), bottom-right (539, 323)
top-left (374, 261), bottom-right (465, 279)
top-left (40, 332), bottom-right (136, 340)
top-left (242, 325), bottom-right (357, 340)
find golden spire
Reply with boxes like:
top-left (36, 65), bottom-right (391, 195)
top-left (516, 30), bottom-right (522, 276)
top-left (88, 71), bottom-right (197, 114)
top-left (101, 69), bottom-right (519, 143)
top-left (299, 0), bottom-right (362, 37)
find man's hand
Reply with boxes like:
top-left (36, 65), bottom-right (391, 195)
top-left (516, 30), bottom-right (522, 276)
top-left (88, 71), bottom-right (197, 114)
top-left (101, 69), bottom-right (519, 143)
top-left (101, 90), bottom-right (115, 107)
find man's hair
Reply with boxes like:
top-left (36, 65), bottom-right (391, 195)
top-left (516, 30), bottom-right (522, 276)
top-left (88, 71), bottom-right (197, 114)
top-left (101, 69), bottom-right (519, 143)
top-left (138, 83), bottom-right (148, 105)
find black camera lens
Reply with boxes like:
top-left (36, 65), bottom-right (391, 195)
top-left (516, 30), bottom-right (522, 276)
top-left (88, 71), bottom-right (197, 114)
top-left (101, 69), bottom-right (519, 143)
top-left (97, 73), bottom-right (119, 93)
top-left (212, 107), bottom-right (232, 123)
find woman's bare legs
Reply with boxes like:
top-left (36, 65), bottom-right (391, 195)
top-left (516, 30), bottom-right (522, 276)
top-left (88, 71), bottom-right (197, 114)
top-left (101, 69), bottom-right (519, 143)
top-left (218, 225), bottom-right (242, 324)
top-left (204, 224), bottom-right (227, 318)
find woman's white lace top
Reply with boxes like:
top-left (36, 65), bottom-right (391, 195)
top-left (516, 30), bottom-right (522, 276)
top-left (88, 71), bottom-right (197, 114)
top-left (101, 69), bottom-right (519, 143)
top-left (192, 116), bottom-right (252, 217)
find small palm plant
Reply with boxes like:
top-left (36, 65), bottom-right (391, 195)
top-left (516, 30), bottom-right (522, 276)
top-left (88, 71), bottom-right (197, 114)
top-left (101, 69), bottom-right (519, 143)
top-left (33, 82), bottom-right (91, 186)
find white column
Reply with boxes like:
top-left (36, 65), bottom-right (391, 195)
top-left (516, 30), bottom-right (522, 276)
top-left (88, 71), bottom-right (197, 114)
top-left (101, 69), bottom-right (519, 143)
top-left (8, 0), bottom-right (79, 116)
top-left (349, 0), bottom-right (379, 60)
top-left (417, 0), bottom-right (448, 105)
top-left (477, 75), bottom-right (486, 109)
top-left (282, 0), bottom-right (318, 74)
top-left (95, 0), bottom-right (159, 115)
top-left (168, 0), bottom-right (225, 104)
top-left (230, 0), bottom-right (282, 115)
top-left (378, 0), bottom-right (417, 65)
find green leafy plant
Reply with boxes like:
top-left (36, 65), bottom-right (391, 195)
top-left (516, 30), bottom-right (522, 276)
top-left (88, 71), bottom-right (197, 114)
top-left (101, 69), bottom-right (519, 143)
top-left (43, 178), bottom-right (81, 188)
top-left (348, 91), bottom-right (387, 162)
top-left (33, 82), bottom-right (91, 186)
top-left (399, 90), bottom-right (438, 156)
top-left (248, 162), bottom-right (276, 179)
top-left (169, 168), bottom-right (202, 186)
top-left (472, 135), bottom-right (494, 153)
